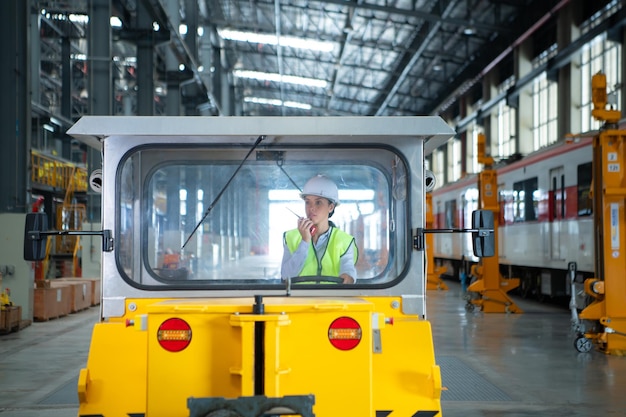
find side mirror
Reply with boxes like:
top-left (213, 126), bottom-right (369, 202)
top-left (472, 210), bottom-right (495, 257)
top-left (24, 213), bottom-right (48, 261)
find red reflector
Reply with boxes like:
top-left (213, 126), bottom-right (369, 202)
top-left (328, 316), bottom-right (361, 350)
top-left (157, 318), bottom-right (192, 352)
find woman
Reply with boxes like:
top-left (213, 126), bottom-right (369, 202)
top-left (281, 174), bottom-right (358, 284)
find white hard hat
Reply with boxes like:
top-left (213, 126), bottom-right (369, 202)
top-left (300, 174), bottom-right (340, 205)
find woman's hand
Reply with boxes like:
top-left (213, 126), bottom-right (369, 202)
top-left (297, 217), bottom-right (316, 242)
top-left (340, 273), bottom-right (355, 284)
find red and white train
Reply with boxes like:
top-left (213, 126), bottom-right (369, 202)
top-left (431, 135), bottom-right (595, 301)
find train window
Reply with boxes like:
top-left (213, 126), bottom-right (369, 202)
top-left (117, 146), bottom-right (407, 288)
top-left (462, 188), bottom-right (479, 229)
top-left (512, 178), bottom-right (539, 222)
top-left (561, 174), bottom-right (565, 218)
top-left (500, 189), bottom-right (514, 224)
top-left (577, 162), bottom-right (592, 216)
top-left (551, 173), bottom-right (565, 220)
top-left (444, 199), bottom-right (458, 228)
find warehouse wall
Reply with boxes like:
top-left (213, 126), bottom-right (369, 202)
top-left (0, 214), bottom-right (34, 321)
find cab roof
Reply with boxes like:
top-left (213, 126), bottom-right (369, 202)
top-left (67, 116), bottom-right (454, 155)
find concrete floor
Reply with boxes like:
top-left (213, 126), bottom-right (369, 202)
top-left (431, 283), bottom-right (626, 417)
top-left (0, 304), bottom-right (96, 417)
top-left (0, 281), bottom-right (625, 416)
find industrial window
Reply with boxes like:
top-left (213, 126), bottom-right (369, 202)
top-left (447, 138), bottom-right (462, 182)
top-left (531, 45), bottom-right (558, 150)
top-left (513, 178), bottom-right (539, 222)
top-left (495, 76), bottom-right (517, 159)
top-left (466, 124), bottom-right (481, 175)
top-left (432, 148), bottom-right (445, 190)
top-left (577, 162), bottom-right (593, 216)
top-left (580, 32), bottom-right (622, 133)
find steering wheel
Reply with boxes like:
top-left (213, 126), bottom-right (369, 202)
top-left (289, 276), bottom-right (344, 284)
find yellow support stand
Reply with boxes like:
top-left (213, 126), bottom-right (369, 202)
top-left (425, 193), bottom-right (448, 290)
top-left (466, 134), bottom-right (522, 313)
top-left (576, 72), bottom-right (626, 355)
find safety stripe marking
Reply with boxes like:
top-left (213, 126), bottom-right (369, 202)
top-left (375, 410), bottom-right (439, 417)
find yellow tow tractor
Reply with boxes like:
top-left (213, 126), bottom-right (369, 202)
top-left (24, 116), bottom-right (494, 416)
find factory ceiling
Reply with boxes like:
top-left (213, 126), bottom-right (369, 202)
top-left (34, 0), bottom-right (605, 118)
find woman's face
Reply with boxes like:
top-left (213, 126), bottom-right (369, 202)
top-left (304, 196), bottom-right (334, 223)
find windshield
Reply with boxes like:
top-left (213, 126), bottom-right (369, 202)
top-left (117, 145), bottom-right (411, 288)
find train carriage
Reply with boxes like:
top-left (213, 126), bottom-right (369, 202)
top-left (432, 135), bottom-right (595, 300)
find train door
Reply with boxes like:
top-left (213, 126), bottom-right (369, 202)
top-left (461, 190), bottom-right (478, 259)
top-left (549, 166), bottom-right (565, 261)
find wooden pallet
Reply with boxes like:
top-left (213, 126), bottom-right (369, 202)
top-left (0, 306), bottom-right (22, 333)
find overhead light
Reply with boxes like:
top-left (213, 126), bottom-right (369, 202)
top-left (178, 23), bottom-right (203, 36)
top-left (234, 70), bottom-right (327, 89)
top-left (244, 97), bottom-right (312, 110)
top-left (218, 29), bottom-right (335, 53)
top-left (110, 16), bottom-right (122, 28)
top-left (463, 27), bottom-right (476, 36)
top-left (68, 14), bottom-right (89, 24)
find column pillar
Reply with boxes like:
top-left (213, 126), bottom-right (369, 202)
top-left (556, 1), bottom-right (582, 138)
top-left (136, 0), bottom-right (154, 115)
top-left (515, 38), bottom-right (534, 156)
top-left (0, 0), bottom-right (30, 213)
top-left (88, 0), bottom-right (111, 221)
top-left (0, 0), bottom-right (31, 321)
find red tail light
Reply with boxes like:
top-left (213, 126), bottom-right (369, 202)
top-left (157, 318), bottom-right (192, 352)
top-left (328, 316), bottom-right (362, 350)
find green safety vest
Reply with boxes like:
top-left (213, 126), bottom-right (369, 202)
top-left (284, 227), bottom-right (357, 277)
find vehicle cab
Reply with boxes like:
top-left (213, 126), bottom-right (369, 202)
top-left (29, 116), bottom-right (456, 417)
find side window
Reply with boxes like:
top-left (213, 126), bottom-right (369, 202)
top-left (462, 188), bottom-right (478, 229)
top-left (577, 162), bottom-right (592, 216)
top-left (444, 199), bottom-right (458, 228)
top-left (498, 186), bottom-right (506, 225)
top-left (513, 177), bottom-right (538, 222)
top-left (500, 188), bottom-right (514, 224)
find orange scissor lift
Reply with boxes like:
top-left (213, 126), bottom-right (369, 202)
top-left (573, 72), bottom-right (626, 354)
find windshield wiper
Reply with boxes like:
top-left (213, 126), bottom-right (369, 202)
top-left (181, 135), bottom-right (266, 250)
